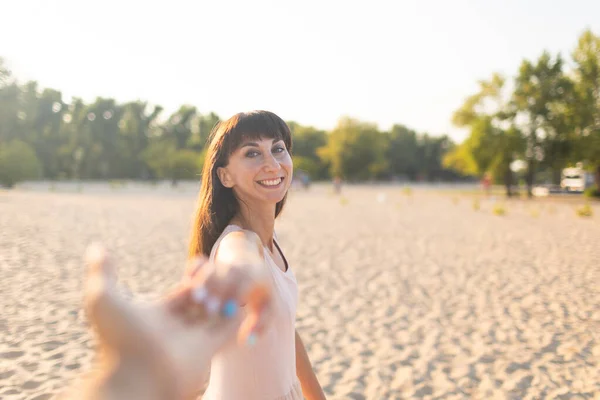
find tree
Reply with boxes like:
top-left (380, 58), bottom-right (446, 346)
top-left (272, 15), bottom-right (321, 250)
top-left (287, 122), bottom-right (329, 179)
top-left (512, 52), bottom-right (572, 196)
top-left (317, 117), bottom-right (388, 181)
top-left (0, 140), bottom-right (42, 188)
top-left (163, 106), bottom-right (197, 150)
top-left (571, 29), bottom-right (600, 188)
top-left (444, 74), bottom-right (523, 196)
top-left (0, 57), bottom-right (11, 86)
top-left (192, 112), bottom-right (220, 150)
top-left (141, 141), bottom-right (203, 185)
top-left (387, 125), bottom-right (419, 180)
top-left (118, 101), bottom-right (163, 179)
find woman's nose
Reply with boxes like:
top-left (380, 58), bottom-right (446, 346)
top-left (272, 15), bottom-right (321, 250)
top-left (263, 153), bottom-right (281, 171)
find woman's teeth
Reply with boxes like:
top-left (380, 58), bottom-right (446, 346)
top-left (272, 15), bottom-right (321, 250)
top-left (259, 178), bottom-right (282, 186)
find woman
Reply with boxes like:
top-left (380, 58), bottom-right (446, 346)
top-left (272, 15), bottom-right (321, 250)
top-left (188, 110), bottom-right (325, 400)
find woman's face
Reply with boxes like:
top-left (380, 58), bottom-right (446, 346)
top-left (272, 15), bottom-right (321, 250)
top-left (218, 137), bottom-right (293, 205)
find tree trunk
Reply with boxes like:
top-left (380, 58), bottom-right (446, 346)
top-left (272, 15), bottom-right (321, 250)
top-left (504, 167), bottom-right (513, 197)
top-left (526, 159), bottom-right (535, 198)
top-left (552, 167), bottom-right (562, 186)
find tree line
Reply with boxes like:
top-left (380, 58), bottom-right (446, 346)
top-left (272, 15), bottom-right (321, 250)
top-left (0, 60), bottom-right (462, 187)
top-left (1, 29), bottom-right (598, 193)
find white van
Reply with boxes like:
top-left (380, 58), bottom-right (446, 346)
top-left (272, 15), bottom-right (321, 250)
top-left (561, 166), bottom-right (593, 192)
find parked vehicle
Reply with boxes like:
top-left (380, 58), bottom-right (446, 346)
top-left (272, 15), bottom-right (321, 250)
top-left (560, 164), bottom-right (594, 192)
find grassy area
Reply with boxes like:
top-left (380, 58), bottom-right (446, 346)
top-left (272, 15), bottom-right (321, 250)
top-left (432, 186), bottom-right (598, 205)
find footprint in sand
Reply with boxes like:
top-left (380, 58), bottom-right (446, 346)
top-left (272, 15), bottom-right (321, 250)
top-left (22, 379), bottom-right (43, 390)
top-left (20, 361), bottom-right (39, 372)
top-left (0, 350), bottom-right (25, 359)
top-left (29, 394), bottom-right (53, 400)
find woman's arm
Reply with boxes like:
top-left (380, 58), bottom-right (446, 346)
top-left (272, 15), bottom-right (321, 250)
top-left (295, 330), bottom-right (326, 400)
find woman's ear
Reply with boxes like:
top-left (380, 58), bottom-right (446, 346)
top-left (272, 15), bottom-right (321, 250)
top-left (217, 167), bottom-right (234, 188)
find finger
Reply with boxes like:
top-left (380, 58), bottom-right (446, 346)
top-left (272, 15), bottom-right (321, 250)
top-left (85, 242), bottom-right (116, 288)
top-left (190, 263), bottom-right (227, 317)
top-left (83, 244), bottom-right (141, 351)
top-left (166, 257), bottom-right (208, 313)
top-left (220, 266), bottom-right (272, 344)
top-left (236, 293), bottom-right (274, 346)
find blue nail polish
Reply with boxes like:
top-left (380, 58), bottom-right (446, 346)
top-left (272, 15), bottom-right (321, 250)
top-left (222, 300), bottom-right (238, 318)
top-left (247, 333), bottom-right (257, 346)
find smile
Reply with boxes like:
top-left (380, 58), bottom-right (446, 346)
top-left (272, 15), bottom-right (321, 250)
top-left (257, 177), bottom-right (284, 187)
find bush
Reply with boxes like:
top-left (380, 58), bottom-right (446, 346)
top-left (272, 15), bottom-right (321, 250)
top-left (171, 150), bottom-right (204, 181)
top-left (576, 203), bottom-right (593, 217)
top-left (142, 142), bottom-right (204, 183)
top-left (583, 186), bottom-right (600, 198)
top-left (0, 140), bottom-right (42, 188)
top-left (492, 203), bottom-right (506, 216)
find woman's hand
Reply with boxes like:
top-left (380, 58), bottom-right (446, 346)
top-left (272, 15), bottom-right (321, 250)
top-left (78, 243), bottom-right (273, 400)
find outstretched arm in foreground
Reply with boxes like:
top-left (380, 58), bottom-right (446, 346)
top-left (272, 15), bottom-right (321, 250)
top-left (61, 243), bottom-right (273, 400)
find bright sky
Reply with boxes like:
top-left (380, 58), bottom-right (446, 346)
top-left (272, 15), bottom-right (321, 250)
top-left (2, 0), bottom-right (599, 142)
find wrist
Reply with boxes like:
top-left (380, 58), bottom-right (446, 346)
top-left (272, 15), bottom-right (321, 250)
top-left (93, 354), bottom-right (178, 400)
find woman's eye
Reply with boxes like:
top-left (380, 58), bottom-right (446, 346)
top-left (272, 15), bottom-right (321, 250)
top-left (273, 146), bottom-right (285, 154)
top-left (246, 150), bottom-right (260, 158)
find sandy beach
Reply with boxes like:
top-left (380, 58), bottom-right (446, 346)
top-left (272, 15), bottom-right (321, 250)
top-left (1, 183), bottom-right (599, 399)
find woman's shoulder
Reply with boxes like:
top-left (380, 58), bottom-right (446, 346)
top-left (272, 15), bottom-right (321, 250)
top-left (212, 225), bottom-right (264, 263)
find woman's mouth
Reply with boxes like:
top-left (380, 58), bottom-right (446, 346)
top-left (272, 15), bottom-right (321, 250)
top-left (257, 177), bottom-right (284, 188)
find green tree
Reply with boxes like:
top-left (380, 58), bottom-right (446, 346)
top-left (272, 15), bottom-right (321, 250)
top-left (444, 74), bottom-right (524, 196)
top-left (387, 125), bottom-right (419, 180)
top-left (571, 29), bottom-right (600, 187)
top-left (117, 101), bottom-right (163, 179)
top-left (512, 52), bottom-right (572, 196)
top-left (141, 141), bottom-right (203, 185)
top-left (0, 81), bottom-right (20, 144)
top-left (318, 117), bottom-right (388, 181)
top-left (0, 140), bottom-right (42, 187)
top-left (163, 106), bottom-right (197, 149)
top-left (192, 112), bottom-right (220, 150)
top-left (287, 122), bottom-right (329, 179)
top-left (0, 57), bottom-right (11, 86)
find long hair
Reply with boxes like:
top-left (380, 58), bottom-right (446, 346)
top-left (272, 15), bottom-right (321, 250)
top-left (188, 110), bottom-right (293, 258)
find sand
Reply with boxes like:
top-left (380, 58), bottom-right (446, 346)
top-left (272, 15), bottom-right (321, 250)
top-left (1, 183), bottom-right (599, 399)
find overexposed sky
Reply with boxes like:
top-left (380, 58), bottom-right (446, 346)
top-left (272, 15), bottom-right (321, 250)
top-left (2, 0), bottom-right (599, 141)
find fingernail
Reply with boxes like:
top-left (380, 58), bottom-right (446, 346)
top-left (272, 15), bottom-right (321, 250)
top-left (247, 332), bottom-right (257, 346)
top-left (205, 296), bottom-right (221, 315)
top-left (191, 286), bottom-right (208, 304)
top-left (221, 300), bottom-right (238, 318)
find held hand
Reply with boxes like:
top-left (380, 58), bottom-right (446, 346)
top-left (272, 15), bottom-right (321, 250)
top-left (83, 243), bottom-right (274, 399)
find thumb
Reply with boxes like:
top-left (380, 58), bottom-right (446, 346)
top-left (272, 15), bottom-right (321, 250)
top-left (85, 242), bottom-right (116, 289)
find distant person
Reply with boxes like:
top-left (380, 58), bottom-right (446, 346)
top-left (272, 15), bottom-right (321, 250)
top-left (333, 176), bottom-right (342, 194)
top-left (64, 243), bottom-right (274, 400)
top-left (301, 171), bottom-right (311, 190)
top-left (187, 111), bottom-right (325, 400)
top-left (481, 173), bottom-right (492, 197)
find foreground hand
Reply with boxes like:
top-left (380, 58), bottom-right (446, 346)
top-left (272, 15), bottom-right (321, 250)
top-left (81, 243), bottom-right (273, 400)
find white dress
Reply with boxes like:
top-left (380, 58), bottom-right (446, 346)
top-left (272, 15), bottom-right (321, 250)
top-left (202, 225), bottom-right (304, 400)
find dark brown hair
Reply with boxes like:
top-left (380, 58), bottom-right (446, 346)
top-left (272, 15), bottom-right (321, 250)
top-left (188, 110), bottom-right (293, 258)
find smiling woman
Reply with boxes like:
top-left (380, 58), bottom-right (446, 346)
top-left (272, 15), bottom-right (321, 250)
top-left (189, 111), bottom-right (293, 258)
top-left (186, 110), bottom-right (325, 400)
